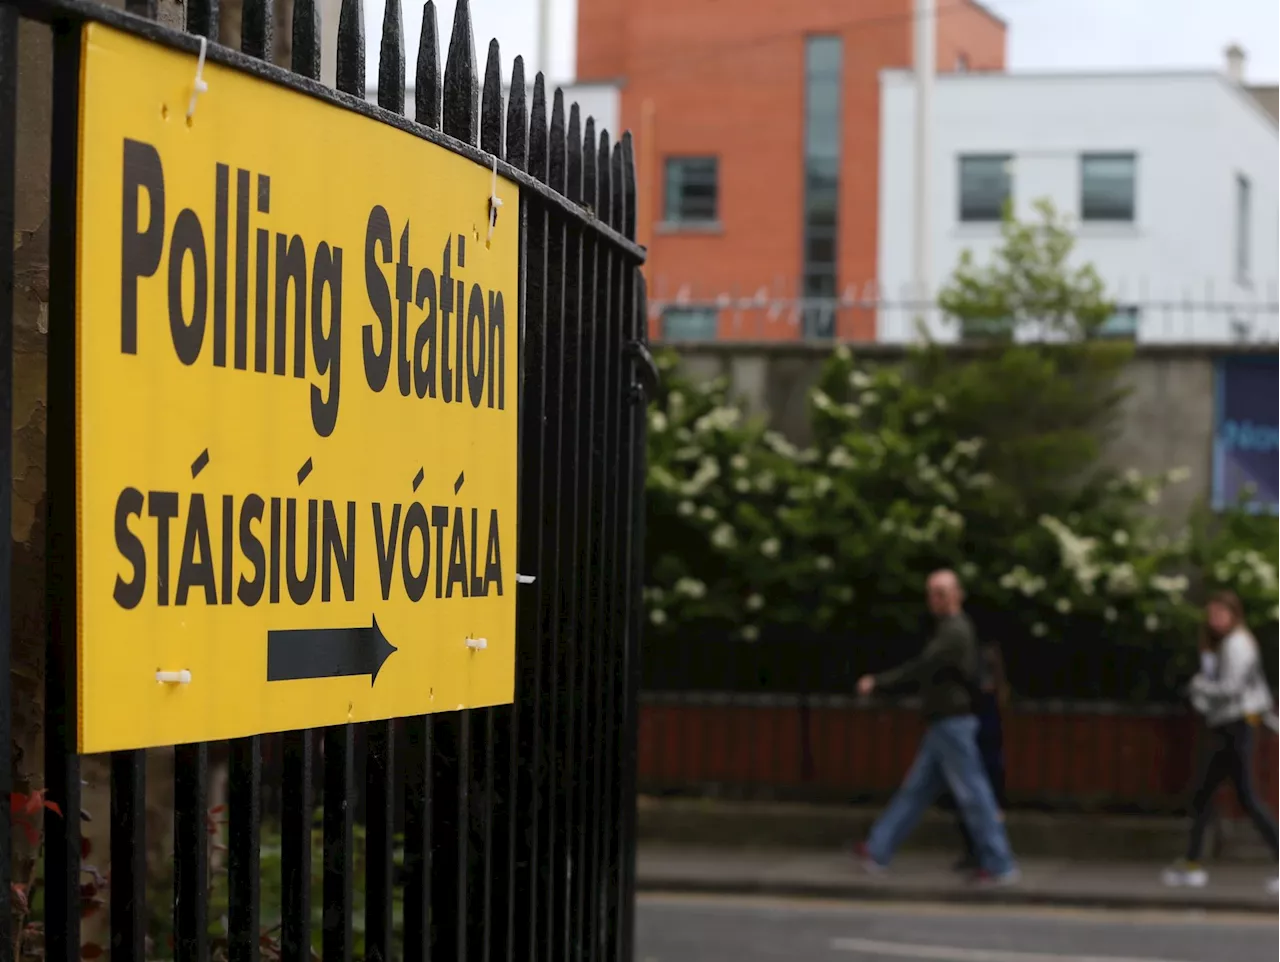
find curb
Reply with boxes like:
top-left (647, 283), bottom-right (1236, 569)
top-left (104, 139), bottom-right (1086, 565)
top-left (634, 876), bottom-right (1279, 916)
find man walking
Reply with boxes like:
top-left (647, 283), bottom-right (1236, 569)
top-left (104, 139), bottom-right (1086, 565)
top-left (854, 569), bottom-right (1019, 884)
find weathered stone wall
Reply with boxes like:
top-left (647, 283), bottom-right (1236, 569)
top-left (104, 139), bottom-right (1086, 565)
top-left (665, 342), bottom-right (1274, 524)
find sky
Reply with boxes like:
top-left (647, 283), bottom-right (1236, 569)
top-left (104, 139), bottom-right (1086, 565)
top-left (361, 0), bottom-right (1280, 89)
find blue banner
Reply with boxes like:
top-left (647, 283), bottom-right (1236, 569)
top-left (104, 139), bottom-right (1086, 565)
top-left (1213, 355), bottom-right (1279, 511)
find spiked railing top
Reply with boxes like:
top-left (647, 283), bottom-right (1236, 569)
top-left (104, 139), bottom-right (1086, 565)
top-left (131, 0), bottom-right (642, 254)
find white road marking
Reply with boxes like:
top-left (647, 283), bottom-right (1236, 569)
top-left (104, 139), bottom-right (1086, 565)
top-left (830, 936), bottom-right (1196, 962)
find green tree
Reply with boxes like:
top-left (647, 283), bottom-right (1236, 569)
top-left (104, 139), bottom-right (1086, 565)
top-left (938, 198), bottom-right (1114, 342)
top-left (920, 199), bottom-right (1133, 517)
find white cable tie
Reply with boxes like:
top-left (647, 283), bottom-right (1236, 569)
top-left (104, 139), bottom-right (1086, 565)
top-left (187, 36), bottom-right (209, 120)
top-left (487, 155), bottom-right (504, 243)
top-left (156, 669), bottom-right (192, 685)
top-left (516, 573), bottom-right (537, 585)
top-left (465, 637), bottom-right (489, 650)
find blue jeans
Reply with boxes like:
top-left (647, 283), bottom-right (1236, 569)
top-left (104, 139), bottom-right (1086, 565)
top-left (866, 715), bottom-right (1016, 875)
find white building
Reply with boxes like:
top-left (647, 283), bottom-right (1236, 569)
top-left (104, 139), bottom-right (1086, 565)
top-left (877, 60), bottom-right (1279, 344)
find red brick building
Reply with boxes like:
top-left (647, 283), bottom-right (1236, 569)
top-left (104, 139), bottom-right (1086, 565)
top-left (575, 0), bottom-right (1006, 340)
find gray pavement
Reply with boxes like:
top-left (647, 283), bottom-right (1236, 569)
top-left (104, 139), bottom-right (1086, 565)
top-left (637, 846), bottom-right (1280, 914)
top-left (635, 893), bottom-right (1279, 962)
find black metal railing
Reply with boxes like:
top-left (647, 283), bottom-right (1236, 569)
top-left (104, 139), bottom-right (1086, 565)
top-left (0, 0), bottom-right (651, 959)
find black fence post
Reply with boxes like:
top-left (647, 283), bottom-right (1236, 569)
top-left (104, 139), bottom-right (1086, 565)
top-left (43, 17), bottom-right (82, 961)
top-left (0, 5), bottom-right (16, 960)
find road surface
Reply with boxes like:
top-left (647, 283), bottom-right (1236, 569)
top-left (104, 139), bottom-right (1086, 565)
top-left (635, 893), bottom-right (1276, 962)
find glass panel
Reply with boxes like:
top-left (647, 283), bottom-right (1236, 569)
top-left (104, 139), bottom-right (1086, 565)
top-left (803, 36), bottom-right (842, 339)
top-left (662, 308), bottom-right (719, 341)
top-left (1081, 153), bottom-right (1135, 222)
top-left (1236, 174), bottom-right (1251, 280)
top-left (1096, 306), bottom-right (1139, 339)
top-left (959, 154), bottom-right (1011, 222)
top-left (664, 157), bottom-right (719, 223)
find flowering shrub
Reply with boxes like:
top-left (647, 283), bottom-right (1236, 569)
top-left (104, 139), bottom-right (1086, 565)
top-left (643, 346), bottom-right (1279, 701)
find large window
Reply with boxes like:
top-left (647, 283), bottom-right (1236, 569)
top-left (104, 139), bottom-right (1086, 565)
top-left (802, 36), bottom-right (842, 338)
top-left (660, 307), bottom-right (718, 341)
top-left (1080, 153), bottom-right (1136, 222)
top-left (1236, 173), bottom-right (1251, 282)
top-left (958, 154), bottom-right (1011, 222)
top-left (663, 157), bottom-right (719, 225)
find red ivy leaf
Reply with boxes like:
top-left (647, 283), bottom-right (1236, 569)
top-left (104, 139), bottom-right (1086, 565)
top-left (10, 792), bottom-right (27, 814)
top-left (208, 804), bottom-right (228, 816)
top-left (44, 800), bottom-right (64, 818)
top-left (81, 942), bottom-right (105, 958)
top-left (10, 882), bottom-right (30, 913)
top-left (20, 821), bottom-right (39, 848)
top-left (81, 836), bottom-right (92, 859)
top-left (24, 790), bottom-right (45, 815)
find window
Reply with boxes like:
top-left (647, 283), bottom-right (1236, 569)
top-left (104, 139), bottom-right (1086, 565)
top-left (802, 36), bottom-right (843, 339)
top-left (1235, 173), bottom-right (1251, 282)
top-left (660, 307), bottom-right (718, 341)
top-left (1096, 306), bottom-right (1139, 339)
top-left (958, 154), bottom-right (1011, 222)
top-left (664, 157), bottom-right (718, 225)
top-left (1080, 153), bottom-right (1136, 222)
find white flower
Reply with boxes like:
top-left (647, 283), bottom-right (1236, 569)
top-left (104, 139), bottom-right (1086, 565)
top-left (668, 390), bottom-right (685, 415)
top-left (813, 475), bottom-right (833, 497)
top-left (878, 518), bottom-right (896, 534)
top-left (740, 624), bottom-right (760, 642)
top-left (649, 410), bottom-right (668, 433)
top-left (1055, 598), bottom-right (1072, 614)
top-left (1144, 613), bottom-right (1160, 632)
top-left (840, 403), bottom-right (863, 419)
top-left (1122, 468), bottom-right (1142, 486)
top-left (730, 454), bottom-right (749, 471)
top-left (760, 538), bottom-right (781, 558)
top-left (1031, 622), bottom-right (1047, 638)
top-left (1106, 563), bottom-right (1138, 595)
top-left (763, 432), bottom-right (800, 459)
top-left (1150, 574), bottom-right (1189, 597)
top-left (960, 562), bottom-right (978, 581)
top-left (1112, 529), bottom-right (1129, 547)
top-left (933, 395), bottom-right (948, 412)
top-left (1144, 486), bottom-right (1161, 506)
top-left (860, 390), bottom-right (880, 405)
top-left (953, 438), bottom-right (984, 459)
top-left (812, 390), bottom-right (834, 412)
top-left (710, 524), bottom-right (736, 549)
top-left (698, 505), bottom-right (717, 522)
top-left (695, 406), bottom-right (741, 433)
top-left (674, 577), bottom-right (707, 600)
top-left (755, 472), bottom-right (777, 493)
top-left (912, 410), bottom-right (931, 426)
top-left (966, 473), bottom-right (994, 490)
top-left (815, 555), bottom-right (834, 571)
top-left (677, 500), bottom-right (696, 517)
top-left (834, 585), bottom-right (854, 602)
top-left (734, 478), bottom-right (752, 493)
top-left (848, 370), bottom-right (872, 389)
top-left (1165, 466), bottom-right (1191, 485)
top-left (827, 447), bottom-right (856, 469)
top-left (681, 457), bottom-right (721, 496)
top-left (745, 593), bottom-right (764, 612)
top-left (835, 345), bottom-right (853, 363)
top-left (650, 609), bottom-right (667, 626)
top-left (1104, 606), bottom-right (1118, 623)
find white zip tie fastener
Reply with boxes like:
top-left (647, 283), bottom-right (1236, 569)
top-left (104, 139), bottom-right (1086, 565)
top-left (465, 637), bottom-right (488, 651)
top-left (487, 155), bottom-right (504, 243)
top-left (516, 574), bottom-right (537, 585)
top-left (156, 669), bottom-right (192, 685)
top-left (187, 36), bottom-right (209, 120)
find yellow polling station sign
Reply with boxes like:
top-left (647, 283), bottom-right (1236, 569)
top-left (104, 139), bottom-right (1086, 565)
top-left (75, 24), bottom-right (518, 753)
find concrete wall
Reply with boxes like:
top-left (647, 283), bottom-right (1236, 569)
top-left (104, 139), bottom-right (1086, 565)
top-left (668, 343), bottom-right (1275, 522)
top-left (878, 70), bottom-right (1280, 344)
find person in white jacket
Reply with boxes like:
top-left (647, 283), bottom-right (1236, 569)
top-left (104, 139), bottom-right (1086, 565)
top-left (1162, 591), bottom-right (1278, 893)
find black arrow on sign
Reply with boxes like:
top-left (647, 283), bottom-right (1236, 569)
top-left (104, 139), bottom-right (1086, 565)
top-left (266, 616), bottom-right (398, 686)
